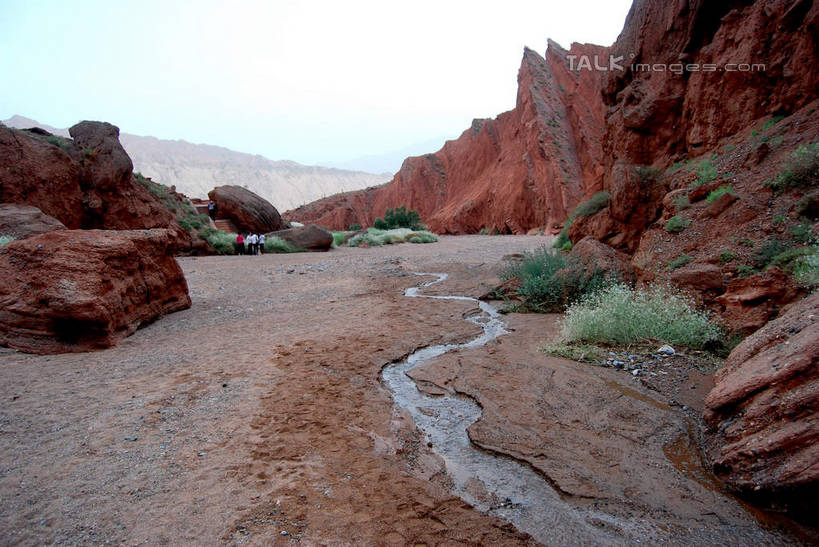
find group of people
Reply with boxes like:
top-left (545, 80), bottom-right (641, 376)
top-left (235, 233), bottom-right (265, 255)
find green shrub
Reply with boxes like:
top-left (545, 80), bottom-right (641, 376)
top-left (560, 284), bottom-right (723, 349)
top-left (668, 254), bottom-right (692, 270)
top-left (45, 135), bottom-right (71, 151)
top-left (551, 192), bottom-right (610, 249)
top-left (348, 223), bottom-right (362, 231)
top-left (667, 160), bottom-right (689, 174)
top-left (761, 115), bottom-right (785, 132)
top-left (200, 228), bottom-right (235, 255)
top-left (264, 236), bottom-right (302, 253)
top-left (0, 235), bottom-right (14, 247)
top-left (790, 221), bottom-right (815, 244)
top-left (754, 239), bottom-right (792, 269)
top-left (764, 143), bottom-right (819, 193)
top-left (501, 246), bottom-right (615, 313)
top-left (692, 158), bottom-right (718, 187)
top-left (373, 206), bottom-right (425, 230)
top-left (573, 191), bottom-right (611, 218)
top-left (773, 214), bottom-right (786, 225)
top-left (407, 231), bottom-right (438, 243)
top-left (719, 250), bottom-right (737, 264)
top-left (792, 247), bottom-right (819, 288)
top-left (706, 184), bottom-right (735, 203)
top-left (672, 194), bottom-right (690, 212)
top-left (179, 212), bottom-right (210, 232)
top-left (736, 264), bottom-right (755, 277)
top-left (665, 215), bottom-right (690, 233)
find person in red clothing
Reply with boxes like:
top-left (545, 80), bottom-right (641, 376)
top-left (235, 233), bottom-right (245, 255)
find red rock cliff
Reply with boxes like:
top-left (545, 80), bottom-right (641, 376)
top-left (287, 43), bottom-right (610, 234)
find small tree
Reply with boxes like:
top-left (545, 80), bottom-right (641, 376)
top-left (373, 206), bottom-right (425, 230)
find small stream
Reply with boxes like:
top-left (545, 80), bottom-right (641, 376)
top-left (381, 273), bottom-right (650, 545)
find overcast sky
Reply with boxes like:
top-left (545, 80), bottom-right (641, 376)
top-left (1, 0), bottom-right (632, 169)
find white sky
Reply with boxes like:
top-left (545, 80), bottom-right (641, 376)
top-left (1, 0), bottom-right (633, 168)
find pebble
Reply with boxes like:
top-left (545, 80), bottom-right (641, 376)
top-left (657, 345), bottom-right (676, 356)
top-left (632, 369), bottom-right (640, 376)
top-left (281, 530), bottom-right (288, 536)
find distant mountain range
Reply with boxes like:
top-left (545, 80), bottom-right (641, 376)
top-left (2, 115), bottom-right (390, 211)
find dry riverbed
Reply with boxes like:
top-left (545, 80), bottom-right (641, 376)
top-left (0, 235), bottom-right (806, 545)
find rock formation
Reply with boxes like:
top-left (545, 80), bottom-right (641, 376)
top-left (0, 229), bottom-right (191, 354)
top-left (208, 185), bottom-right (286, 234)
top-left (704, 292), bottom-right (818, 520)
top-left (287, 41), bottom-right (610, 234)
top-left (266, 224), bottom-right (334, 251)
top-left (0, 204), bottom-right (66, 240)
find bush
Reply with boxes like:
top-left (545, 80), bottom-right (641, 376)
top-left (0, 235), bottom-right (14, 247)
top-left (673, 194), bottom-right (690, 212)
top-left (264, 236), bottom-right (302, 253)
top-left (764, 143), bottom-right (819, 193)
top-left (761, 115), bottom-right (785, 132)
top-left (407, 231), bottom-right (438, 243)
top-left (706, 185), bottom-right (735, 203)
top-left (348, 223), bottom-right (362, 231)
top-left (560, 284), bottom-right (723, 349)
top-left (500, 246), bottom-right (615, 313)
top-left (719, 250), bottom-right (737, 264)
top-left (753, 239), bottom-right (792, 269)
top-left (331, 231), bottom-right (352, 247)
top-left (790, 221), bottom-right (815, 244)
top-left (200, 228), bottom-right (235, 255)
top-left (373, 206), bottom-right (425, 230)
top-left (668, 254), bottom-right (692, 270)
top-left (665, 215), bottom-right (690, 233)
top-left (793, 247), bottom-right (819, 288)
top-left (551, 192), bottom-right (610, 249)
top-left (692, 158), bottom-right (718, 187)
top-left (346, 228), bottom-right (437, 247)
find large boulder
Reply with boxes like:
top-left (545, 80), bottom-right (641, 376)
top-left (0, 126), bottom-right (83, 228)
top-left (208, 185), bottom-right (285, 234)
top-left (267, 224), bottom-right (333, 251)
top-left (570, 236), bottom-right (634, 282)
top-left (0, 229), bottom-right (191, 354)
top-left (68, 121), bottom-right (182, 233)
top-left (670, 262), bottom-right (725, 292)
top-left (0, 204), bottom-right (66, 239)
top-left (704, 293), bottom-right (818, 518)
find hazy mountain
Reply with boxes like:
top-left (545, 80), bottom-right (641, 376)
top-left (3, 115), bottom-right (389, 211)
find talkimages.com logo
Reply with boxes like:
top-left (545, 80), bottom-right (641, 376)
top-left (565, 54), bottom-right (766, 74)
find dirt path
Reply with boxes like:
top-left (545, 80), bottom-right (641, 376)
top-left (0, 235), bottom-right (803, 545)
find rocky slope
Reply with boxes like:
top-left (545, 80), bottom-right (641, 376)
top-left (3, 115), bottom-right (389, 211)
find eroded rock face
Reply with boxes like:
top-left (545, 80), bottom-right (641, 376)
top-left (208, 185), bottom-right (285, 234)
top-left (267, 224), bottom-right (333, 251)
top-left (287, 43), bottom-right (609, 233)
top-left (704, 293), bottom-right (819, 517)
top-left (0, 204), bottom-right (66, 240)
top-left (0, 126), bottom-right (83, 228)
top-left (570, 236), bottom-right (634, 282)
top-left (0, 229), bottom-right (191, 354)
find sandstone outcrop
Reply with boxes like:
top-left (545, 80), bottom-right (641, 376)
top-left (0, 126), bottom-right (83, 228)
top-left (0, 122), bottom-right (188, 242)
top-left (287, 42), bottom-right (609, 234)
top-left (0, 204), bottom-right (66, 240)
top-left (570, 236), bottom-right (634, 282)
top-left (267, 224), bottom-right (333, 251)
top-left (0, 229), bottom-right (191, 354)
top-left (704, 292), bottom-right (818, 518)
top-left (208, 185), bottom-right (286, 234)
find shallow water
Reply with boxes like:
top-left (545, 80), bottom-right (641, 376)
top-left (382, 273), bottom-right (660, 545)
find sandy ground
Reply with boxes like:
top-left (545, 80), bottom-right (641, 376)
top-left (0, 235), bottom-right (807, 545)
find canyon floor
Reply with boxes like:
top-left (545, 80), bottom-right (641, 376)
top-left (0, 236), bottom-right (809, 546)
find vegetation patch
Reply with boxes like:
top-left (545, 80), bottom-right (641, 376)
top-left (500, 245), bottom-right (615, 313)
top-left (665, 215), bottom-right (690, 233)
top-left (706, 185), bottom-right (735, 203)
top-left (719, 250), bottom-right (737, 264)
top-left (373, 206), bottom-right (425, 231)
top-left (672, 193), bottom-right (690, 212)
top-left (559, 283), bottom-right (724, 350)
top-left (200, 228), bottom-right (235, 255)
top-left (552, 192), bottom-right (610, 249)
top-left (763, 142), bottom-right (819, 193)
top-left (0, 235), bottom-right (14, 247)
top-left (346, 228), bottom-right (438, 247)
top-left (692, 158), bottom-right (718, 187)
top-left (668, 254), bottom-right (692, 270)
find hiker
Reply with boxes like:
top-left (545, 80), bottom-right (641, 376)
top-left (258, 233), bottom-right (265, 254)
top-left (235, 233), bottom-right (244, 255)
top-left (248, 233), bottom-right (258, 255)
top-left (207, 201), bottom-right (217, 219)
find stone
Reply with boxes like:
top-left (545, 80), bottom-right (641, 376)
top-left (0, 229), bottom-right (191, 354)
top-left (266, 224), bottom-right (333, 251)
top-left (0, 125), bottom-right (83, 228)
top-left (208, 185), bottom-right (286, 234)
top-left (715, 267), bottom-right (799, 332)
top-left (704, 293), bottom-right (818, 514)
top-left (0, 204), bottom-right (66, 240)
top-left (571, 236), bottom-right (635, 281)
top-left (704, 192), bottom-right (738, 218)
top-left (670, 263), bottom-right (725, 291)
